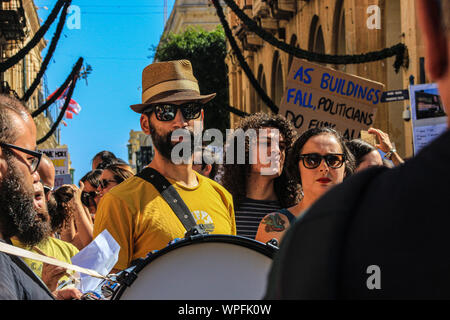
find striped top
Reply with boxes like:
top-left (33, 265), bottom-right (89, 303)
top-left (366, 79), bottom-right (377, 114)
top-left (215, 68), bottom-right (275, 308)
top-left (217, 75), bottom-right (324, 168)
top-left (235, 198), bottom-right (282, 239)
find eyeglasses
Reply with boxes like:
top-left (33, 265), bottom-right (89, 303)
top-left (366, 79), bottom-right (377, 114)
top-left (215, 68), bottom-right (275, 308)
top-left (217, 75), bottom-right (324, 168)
top-left (81, 191), bottom-right (98, 207)
top-left (0, 142), bottom-right (42, 173)
top-left (99, 179), bottom-right (118, 189)
top-left (145, 103), bottom-right (203, 121)
top-left (299, 153), bottom-right (346, 169)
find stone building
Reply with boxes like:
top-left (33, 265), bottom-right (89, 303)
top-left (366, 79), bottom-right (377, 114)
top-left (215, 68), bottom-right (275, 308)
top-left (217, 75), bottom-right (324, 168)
top-left (0, 0), bottom-right (58, 149)
top-left (163, 0), bottom-right (223, 36)
top-left (225, 0), bottom-right (427, 158)
top-left (127, 129), bottom-right (153, 174)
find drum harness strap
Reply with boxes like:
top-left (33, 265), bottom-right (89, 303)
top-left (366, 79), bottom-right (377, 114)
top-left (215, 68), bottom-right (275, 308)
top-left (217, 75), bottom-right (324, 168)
top-left (136, 167), bottom-right (211, 238)
top-left (111, 168), bottom-right (212, 291)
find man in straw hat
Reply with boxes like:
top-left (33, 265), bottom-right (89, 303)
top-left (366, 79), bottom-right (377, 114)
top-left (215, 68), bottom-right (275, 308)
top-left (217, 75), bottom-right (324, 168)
top-left (93, 60), bottom-right (236, 272)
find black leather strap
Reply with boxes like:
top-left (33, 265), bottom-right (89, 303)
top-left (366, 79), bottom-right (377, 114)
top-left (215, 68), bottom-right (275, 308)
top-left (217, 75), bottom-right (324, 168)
top-left (136, 167), bottom-right (208, 235)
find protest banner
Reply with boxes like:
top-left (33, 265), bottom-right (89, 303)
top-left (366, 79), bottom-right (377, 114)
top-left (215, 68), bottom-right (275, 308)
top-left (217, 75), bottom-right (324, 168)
top-left (279, 58), bottom-right (385, 139)
top-left (39, 147), bottom-right (72, 188)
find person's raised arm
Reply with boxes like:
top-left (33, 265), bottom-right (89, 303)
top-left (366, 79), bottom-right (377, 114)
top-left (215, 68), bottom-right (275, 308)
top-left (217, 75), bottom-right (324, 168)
top-left (368, 128), bottom-right (405, 166)
top-left (69, 182), bottom-right (94, 249)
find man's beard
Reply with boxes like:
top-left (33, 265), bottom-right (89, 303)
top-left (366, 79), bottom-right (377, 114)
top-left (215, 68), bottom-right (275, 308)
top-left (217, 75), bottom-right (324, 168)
top-left (0, 154), bottom-right (51, 246)
top-left (149, 121), bottom-right (195, 162)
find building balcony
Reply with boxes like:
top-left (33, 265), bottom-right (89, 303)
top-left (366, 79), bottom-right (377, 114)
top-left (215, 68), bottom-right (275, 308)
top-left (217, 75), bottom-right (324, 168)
top-left (235, 23), bottom-right (263, 52)
top-left (0, 0), bottom-right (26, 41)
top-left (0, 81), bottom-right (19, 99)
top-left (252, 0), bottom-right (270, 19)
top-left (267, 0), bottom-right (296, 20)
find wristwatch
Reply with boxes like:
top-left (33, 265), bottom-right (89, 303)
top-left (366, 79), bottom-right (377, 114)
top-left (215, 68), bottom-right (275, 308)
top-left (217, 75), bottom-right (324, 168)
top-left (384, 148), bottom-right (396, 160)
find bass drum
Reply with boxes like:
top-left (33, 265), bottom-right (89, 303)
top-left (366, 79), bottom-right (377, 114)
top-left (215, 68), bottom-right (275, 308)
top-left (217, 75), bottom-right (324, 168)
top-left (113, 235), bottom-right (277, 300)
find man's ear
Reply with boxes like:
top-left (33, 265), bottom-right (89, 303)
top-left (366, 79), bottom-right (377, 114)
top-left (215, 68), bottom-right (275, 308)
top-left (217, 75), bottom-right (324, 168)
top-left (416, 0), bottom-right (448, 80)
top-left (140, 114), bottom-right (151, 135)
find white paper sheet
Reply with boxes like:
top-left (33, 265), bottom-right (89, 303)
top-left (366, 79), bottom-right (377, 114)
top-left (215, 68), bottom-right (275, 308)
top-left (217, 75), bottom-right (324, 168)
top-left (71, 229), bottom-right (120, 293)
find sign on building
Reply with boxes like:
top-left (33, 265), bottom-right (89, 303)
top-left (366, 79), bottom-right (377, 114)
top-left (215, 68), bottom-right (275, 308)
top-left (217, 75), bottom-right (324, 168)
top-left (54, 174), bottom-right (73, 189)
top-left (280, 58), bottom-right (385, 139)
top-left (39, 148), bottom-right (69, 175)
top-left (409, 83), bottom-right (447, 155)
top-left (39, 147), bottom-right (72, 188)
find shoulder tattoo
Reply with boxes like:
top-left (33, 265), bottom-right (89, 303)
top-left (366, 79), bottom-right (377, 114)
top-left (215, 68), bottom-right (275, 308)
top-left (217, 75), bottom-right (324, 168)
top-left (262, 213), bottom-right (286, 233)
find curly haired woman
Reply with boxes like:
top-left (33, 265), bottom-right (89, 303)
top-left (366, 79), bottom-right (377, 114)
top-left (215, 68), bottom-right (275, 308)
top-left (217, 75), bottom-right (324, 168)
top-left (221, 113), bottom-right (301, 240)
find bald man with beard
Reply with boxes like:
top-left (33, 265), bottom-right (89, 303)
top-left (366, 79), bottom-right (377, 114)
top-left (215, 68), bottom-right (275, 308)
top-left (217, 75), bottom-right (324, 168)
top-left (0, 95), bottom-right (81, 300)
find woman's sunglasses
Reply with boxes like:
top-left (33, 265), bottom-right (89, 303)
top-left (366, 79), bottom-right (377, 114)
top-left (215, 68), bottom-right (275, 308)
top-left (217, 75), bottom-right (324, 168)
top-left (145, 103), bottom-right (202, 121)
top-left (299, 153), bottom-right (345, 169)
top-left (99, 179), bottom-right (118, 189)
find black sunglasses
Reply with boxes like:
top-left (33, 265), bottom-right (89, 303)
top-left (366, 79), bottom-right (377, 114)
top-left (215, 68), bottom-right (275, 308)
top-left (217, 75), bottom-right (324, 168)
top-left (299, 153), bottom-right (346, 169)
top-left (81, 191), bottom-right (98, 207)
top-left (99, 179), bottom-right (118, 189)
top-left (145, 103), bottom-right (203, 121)
top-left (0, 142), bottom-right (42, 173)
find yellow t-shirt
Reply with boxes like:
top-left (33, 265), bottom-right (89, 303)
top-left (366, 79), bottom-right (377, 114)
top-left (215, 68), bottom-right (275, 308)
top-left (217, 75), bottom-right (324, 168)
top-left (11, 237), bottom-right (79, 284)
top-left (93, 171), bottom-right (236, 270)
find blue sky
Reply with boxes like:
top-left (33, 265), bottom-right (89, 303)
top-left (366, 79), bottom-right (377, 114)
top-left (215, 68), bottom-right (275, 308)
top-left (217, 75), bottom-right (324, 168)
top-left (35, 0), bottom-right (175, 183)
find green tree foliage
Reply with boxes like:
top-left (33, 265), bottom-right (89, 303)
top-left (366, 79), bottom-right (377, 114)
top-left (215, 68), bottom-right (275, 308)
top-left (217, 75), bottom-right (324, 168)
top-left (153, 26), bottom-right (230, 136)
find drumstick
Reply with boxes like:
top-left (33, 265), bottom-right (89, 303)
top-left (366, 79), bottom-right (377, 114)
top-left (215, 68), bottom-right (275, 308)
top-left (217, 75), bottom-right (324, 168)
top-left (0, 241), bottom-right (108, 280)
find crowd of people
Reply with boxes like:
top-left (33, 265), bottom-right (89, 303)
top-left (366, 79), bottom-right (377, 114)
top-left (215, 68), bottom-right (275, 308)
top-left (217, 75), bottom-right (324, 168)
top-left (0, 0), bottom-right (448, 300)
top-left (0, 60), bottom-right (405, 300)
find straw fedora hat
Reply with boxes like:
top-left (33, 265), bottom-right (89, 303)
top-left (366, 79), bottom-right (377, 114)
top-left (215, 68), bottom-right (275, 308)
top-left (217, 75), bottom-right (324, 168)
top-left (130, 59), bottom-right (216, 113)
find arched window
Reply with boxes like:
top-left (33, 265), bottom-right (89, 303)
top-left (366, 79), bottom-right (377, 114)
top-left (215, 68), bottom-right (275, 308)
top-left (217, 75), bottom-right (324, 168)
top-left (308, 15), bottom-right (326, 59)
top-left (271, 51), bottom-right (284, 108)
top-left (288, 34), bottom-right (298, 73)
top-left (256, 64), bottom-right (269, 114)
top-left (333, 0), bottom-right (346, 70)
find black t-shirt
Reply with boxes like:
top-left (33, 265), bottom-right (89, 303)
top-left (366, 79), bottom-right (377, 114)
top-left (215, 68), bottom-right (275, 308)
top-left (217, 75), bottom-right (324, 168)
top-left (0, 249), bottom-right (54, 300)
top-left (266, 129), bottom-right (450, 299)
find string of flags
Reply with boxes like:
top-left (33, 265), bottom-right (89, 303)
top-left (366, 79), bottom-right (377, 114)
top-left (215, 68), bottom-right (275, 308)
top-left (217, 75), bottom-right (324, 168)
top-left (46, 81), bottom-right (82, 126)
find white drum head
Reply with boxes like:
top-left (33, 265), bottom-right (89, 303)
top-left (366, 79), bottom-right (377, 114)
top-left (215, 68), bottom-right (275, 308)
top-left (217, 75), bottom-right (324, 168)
top-left (116, 237), bottom-right (274, 300)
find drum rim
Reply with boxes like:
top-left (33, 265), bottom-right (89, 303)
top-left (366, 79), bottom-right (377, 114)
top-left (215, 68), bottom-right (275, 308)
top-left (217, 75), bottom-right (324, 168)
top-left (112, 234), bottom-right (277, 300)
